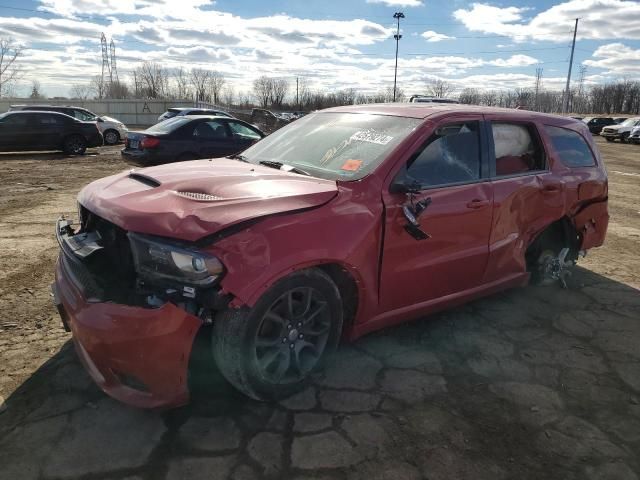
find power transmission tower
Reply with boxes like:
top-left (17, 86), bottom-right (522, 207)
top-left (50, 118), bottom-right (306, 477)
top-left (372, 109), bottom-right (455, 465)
top-left (392, 12), bottom-right (404, 102)
top-left (110, 39), bottom-right (119, 84)
top-left (100, 33), bottom-right (110, 98)
top-left (562, 18), bottom-right (579, 114)
top-left (534, 67), bottom-right (543, 111)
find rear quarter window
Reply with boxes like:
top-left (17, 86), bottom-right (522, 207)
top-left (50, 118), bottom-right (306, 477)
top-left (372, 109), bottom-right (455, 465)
top-left (544, 125), bottom-right (596, 168)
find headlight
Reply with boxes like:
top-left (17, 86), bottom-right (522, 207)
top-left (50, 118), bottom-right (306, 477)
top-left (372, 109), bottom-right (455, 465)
top-left (128, 232), bottom-right (224, 286)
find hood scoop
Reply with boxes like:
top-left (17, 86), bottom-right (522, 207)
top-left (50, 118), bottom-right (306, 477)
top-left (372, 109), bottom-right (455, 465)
top-left (128, 171), bottom-right (161, 187)
top-left (175, 191), bottom-right (223, 201)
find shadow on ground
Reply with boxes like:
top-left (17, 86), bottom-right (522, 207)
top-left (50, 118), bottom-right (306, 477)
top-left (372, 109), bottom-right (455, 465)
top-left (1, 267), bottom-right (639, 480)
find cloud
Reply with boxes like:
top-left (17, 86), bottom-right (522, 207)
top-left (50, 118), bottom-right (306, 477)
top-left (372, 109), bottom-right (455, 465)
top-left (454, 0), bottom-right (640, 42)
top-left (421, 30), bottom-right (455, 42)
top-left (583, 43), bottom-right (640, 75)
top-left (489, 54), bottom-right (539, 67)
top-left (366, 0), bottom-right (423, 6)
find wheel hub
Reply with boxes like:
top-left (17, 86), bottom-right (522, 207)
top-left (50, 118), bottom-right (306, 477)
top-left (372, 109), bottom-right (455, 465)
top-left (288, 327), bottom-right (300, 342)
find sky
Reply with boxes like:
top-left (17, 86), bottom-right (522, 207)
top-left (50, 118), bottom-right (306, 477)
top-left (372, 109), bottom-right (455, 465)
top-left (0, 0), bottom-right (639, 98)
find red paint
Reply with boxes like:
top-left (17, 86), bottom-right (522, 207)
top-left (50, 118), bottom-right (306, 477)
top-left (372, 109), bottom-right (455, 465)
top-left (54, 257), bottom-right (201, 409)
top-left (56, 104), bottom-right (608, 408)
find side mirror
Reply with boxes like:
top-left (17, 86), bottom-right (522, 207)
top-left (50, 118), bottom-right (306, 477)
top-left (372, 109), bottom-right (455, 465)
top-left (96, 117), bottom-right (104, 123)
top-left (390, 178), bottom-right (422, 194)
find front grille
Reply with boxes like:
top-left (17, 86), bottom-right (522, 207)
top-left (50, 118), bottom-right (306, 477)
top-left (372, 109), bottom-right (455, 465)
top-left (61, 252), bottom-right (104, 300)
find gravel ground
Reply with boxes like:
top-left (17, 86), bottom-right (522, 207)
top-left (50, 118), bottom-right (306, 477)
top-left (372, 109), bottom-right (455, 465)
top-left (0, 138), bottom-right (639, 480)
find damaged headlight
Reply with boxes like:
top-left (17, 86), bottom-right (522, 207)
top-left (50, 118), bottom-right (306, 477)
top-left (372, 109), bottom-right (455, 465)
top-left (128, 232), bottom-right (224, 286)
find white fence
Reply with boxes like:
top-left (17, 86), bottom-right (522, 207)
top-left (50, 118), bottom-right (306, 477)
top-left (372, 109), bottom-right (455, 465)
top-left (0, 99), bottom-right (196, 126)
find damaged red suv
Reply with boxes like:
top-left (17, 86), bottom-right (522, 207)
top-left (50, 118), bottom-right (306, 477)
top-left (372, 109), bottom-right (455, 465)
top-left (53, 104), bottom-right (608, 408)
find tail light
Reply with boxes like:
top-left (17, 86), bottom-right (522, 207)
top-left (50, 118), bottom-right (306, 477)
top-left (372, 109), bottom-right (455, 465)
top-left (141, 136), bottom-right (160, 149)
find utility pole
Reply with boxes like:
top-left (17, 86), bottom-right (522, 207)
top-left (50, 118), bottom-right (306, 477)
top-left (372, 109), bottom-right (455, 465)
top-left (534, 67), bottom-right (543, 111)
top-left (296, 77), bottom-right (299, 109)
top-left (562, 18), bottom-right (579, 114)
top-left (392, 12), bottom-right (404, 102)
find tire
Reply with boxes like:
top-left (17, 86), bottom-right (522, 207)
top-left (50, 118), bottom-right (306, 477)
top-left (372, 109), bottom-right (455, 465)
top-left (213, 268), bottom-right (343, 400)
top-left (103, 129), bottom-right (120, 145)
top-left (605, 137), bottom-right (614, 142)
top-left (621, 133), bottom-right (630, 144)
top-left (62, 135), bottom-right (87, 155)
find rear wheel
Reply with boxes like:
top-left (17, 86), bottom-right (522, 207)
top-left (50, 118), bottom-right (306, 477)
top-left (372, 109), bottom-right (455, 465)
top-left (212, 269), bottom-right (343, 400)
top-left (62, 135), bottom-right (87, 155)
top-left (605, 137), bottom-right (614, 142)
top-left (621, 132), bottom-right (630, 144)
top-left (103, 129), bottom-right (120, 145)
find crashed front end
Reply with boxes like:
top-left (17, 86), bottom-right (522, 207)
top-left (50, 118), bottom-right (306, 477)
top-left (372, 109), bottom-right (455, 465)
top-left (52, 208), bottom-right (229, 409)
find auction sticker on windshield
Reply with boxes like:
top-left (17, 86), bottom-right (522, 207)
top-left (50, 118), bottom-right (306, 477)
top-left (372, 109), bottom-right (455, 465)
top-left (350, 130), bottom-right (393, 145)
top-left (341, 159), bottom-right (364, 171)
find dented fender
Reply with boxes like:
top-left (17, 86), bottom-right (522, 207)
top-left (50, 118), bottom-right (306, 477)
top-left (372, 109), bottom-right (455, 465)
top-left (573, 200), bottom-right (609, 250)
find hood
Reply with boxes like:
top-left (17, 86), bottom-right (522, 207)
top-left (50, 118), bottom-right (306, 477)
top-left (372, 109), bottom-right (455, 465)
top-left (100, 115), bottom-right (122, 124)
top-left (603, 124), bottom-right (624, 131)
top-left (78, 159), bottom-right (338, 242)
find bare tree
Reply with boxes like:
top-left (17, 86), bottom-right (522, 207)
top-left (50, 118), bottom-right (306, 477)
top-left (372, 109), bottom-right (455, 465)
top-left (222, 85), bottom-right (235, 106)
top-left (90, 75), bottom-right (107, 99)
top-left (107, 80), bottom-right (130, 99)
top-left (253, 76), bottom-right (272, 107)
top-left (0, 38), bottom-right (22, 97)
top-left (70, 83), bottom-right (92, 100)
top-left (269, 78), bottom-right (288, 107)
top-left (172, 67), bottom-right (191, 99)
top-left (29, 80), bottom-right (44, 99)
top-left (209, 71), bottom-right (225, 105)
top-left (190, 68), bottom-right (211, 102)
top-left (134, 62), bottom-right (168, 99)
top-left (534, 67), bottom-right (543, 111)
top-left (425, 79), bottom-right (453, 98)
top-left (458, 88), bottom-right (481, 105)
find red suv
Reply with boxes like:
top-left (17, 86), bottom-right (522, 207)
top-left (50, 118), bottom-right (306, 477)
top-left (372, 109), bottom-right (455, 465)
top-left (53, 104), bottom-right (608, 408)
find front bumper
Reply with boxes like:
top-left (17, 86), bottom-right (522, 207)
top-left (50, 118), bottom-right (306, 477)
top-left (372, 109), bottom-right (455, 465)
top-left (601, 131), bottom-right (622, 139)
top-left (53, 236), bottom-right (202, 409)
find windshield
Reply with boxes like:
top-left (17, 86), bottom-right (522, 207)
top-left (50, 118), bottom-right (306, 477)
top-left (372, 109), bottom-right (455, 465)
top-left (240, 112), bottom-right (421, 181)
top-left (621, 118), bottom-right (640, 126)
top-left (146, 117), bottom-right (192, 133)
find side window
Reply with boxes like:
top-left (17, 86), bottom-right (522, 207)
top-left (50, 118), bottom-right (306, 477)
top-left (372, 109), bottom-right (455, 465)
top-left (544, 125), bottom-right (596, 168)
top-left (492, 123), bottom-right (546, 176)
top-left (228, 121), bottom-right (262, 140)
top-left (192, 120), bottom-right (229, 140)
top-left (2, 114), bottom-right (29, 126)
top-left (39, 114), bottom-right (63, 125)
top-left (405, 122), bottom-right (481, 188)
top-left (73, 110), bottom-right (95, 121)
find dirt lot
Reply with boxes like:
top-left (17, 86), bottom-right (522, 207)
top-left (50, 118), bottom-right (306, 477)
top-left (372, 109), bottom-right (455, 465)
top-left (0, 138), bottom-right (639, 480)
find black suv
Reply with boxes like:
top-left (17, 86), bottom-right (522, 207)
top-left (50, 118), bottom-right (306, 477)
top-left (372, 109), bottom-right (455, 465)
top-left (0, 111), bottom-right (103, 154)
top-left (583, 117), bottom-right (616, 134)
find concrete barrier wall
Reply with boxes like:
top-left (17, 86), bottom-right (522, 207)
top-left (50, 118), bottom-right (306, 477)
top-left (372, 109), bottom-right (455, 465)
top-left (0, 99), bottom-right (195, 126)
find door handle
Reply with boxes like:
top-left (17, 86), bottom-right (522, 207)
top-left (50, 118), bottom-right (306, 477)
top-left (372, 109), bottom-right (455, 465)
top-left (542, 183), bottom-right (562, 194)
top-left (466, 199), bottom-right (490, 209)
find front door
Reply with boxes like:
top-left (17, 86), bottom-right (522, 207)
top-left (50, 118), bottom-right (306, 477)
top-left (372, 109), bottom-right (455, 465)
top-left (380, 117), bottom-right (493, 312)
top-left (191, 119), bottom-right (237, 158)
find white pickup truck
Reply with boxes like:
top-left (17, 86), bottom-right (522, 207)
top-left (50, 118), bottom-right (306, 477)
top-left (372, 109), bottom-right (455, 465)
top-left (601, 117), bottom-right (640, 143)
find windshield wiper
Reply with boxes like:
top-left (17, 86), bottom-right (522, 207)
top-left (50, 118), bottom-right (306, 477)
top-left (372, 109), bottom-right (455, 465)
top-left (259, 160), bottom-right (311, 176)
top-left (227, 153), bottom-right (250, 162)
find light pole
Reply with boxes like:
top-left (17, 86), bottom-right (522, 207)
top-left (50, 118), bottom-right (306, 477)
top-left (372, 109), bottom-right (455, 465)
top-left (393, 11), bottom-right (404, 102)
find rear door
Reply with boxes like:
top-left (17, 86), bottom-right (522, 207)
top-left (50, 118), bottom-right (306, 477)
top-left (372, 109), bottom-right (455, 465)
top-left (37, 113), bottom-right (68, 148)
top-left (482, 115), bottom-right (565, 283)
top-left (379, 115), bottom-right (494, 311)
top-left (0, 114), bottom-right (31, 150)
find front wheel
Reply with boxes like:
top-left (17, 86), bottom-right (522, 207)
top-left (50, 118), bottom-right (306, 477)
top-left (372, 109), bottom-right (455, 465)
top-left (621, 133), bottom-right (630, 144)
top-left (62, 135), bottom-right (87, 155)
top-left (212, 269), bottom-right (343, 400)
top-left (103, 129), bottom-right (120, 145)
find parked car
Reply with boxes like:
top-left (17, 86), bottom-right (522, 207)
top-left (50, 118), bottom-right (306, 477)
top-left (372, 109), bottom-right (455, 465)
top-left (122, 115), bottom-right (264, 165)
top-left (629, 125), bottom-right (640, 144)
top-left (408, 95), bottom-right (459, 104)
top-left (613, 117), bottom-right (627, 124)
top-left (582, 117), bottom-right (616, 134)
top-left (250, 108), bottom-right (290, 133)
top-left (157, 107), bottom-right (233, 123)
top-left (600, 117), bottom-right (640, 142)
top-left (10, 104), bottom-right (127, 145)
top-left (53, 104), bottom-right (608, 407)
top-left (0, 111), bottom-right (102, 154)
